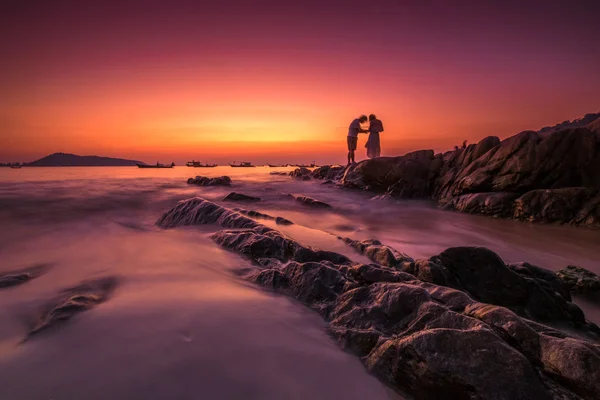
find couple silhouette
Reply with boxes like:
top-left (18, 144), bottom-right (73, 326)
top-left (346, 114), bottom-right (384, 165)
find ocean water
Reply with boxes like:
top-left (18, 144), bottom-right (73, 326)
top-left (1, 166), bottom-right (599, 399)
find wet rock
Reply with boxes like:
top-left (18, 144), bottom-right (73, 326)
top-left (311, 165), bottom-right (345, 181)
top-left (27, 276), bottom-right (117, 339)
top-left (556, 265), bottom-right (600, 295)
top-left (439, 191), bottom-right (518, 217)
top-left (233, 208), bottom-right (294, 226)
top-left (159, 197), bottom-right (600, 398)
top-left (293, 195), bottom-right (332, 208)
top-left (187, 175), bottom-right (232, 186)
top-left (156, 197), bottom-right (268, 231)
top-left (289, 167), bottom-right (311, 179)
top-left (447, 128), bottom-right (600, 197)
top-left (321, 179), bottom-right (334, 185)
top-left (339, 238), bottom-right (413, 267)
top-left (223, 192), bottom-right (261, 202)
top-left (0, 264), bottom-right (49, 289)
top-left (340, 240), bottom-right (595, 334)
top-left (513, 187), bottom-right (599, 225)
top-left (275, 216), bottom-right (294, 225)
top-left (341, 150), bottom-right (436, 197)
top-left (338, 125), bottom-right (600, 226)
top-left (508, 262), bottom-right (572, 301)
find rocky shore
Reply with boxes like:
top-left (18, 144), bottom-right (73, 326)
top-left (157, 198), bottom-right (600, 399)
top-left (291, 117), bottom-right (600, 227)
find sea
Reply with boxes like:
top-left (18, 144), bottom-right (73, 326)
top-left (1, 166), bottom-right (599, 399)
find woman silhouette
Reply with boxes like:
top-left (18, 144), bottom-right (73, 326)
top-left (366, 114), bottom-right (384, 159)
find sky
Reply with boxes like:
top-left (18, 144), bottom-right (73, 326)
top-left (1, 0), bottom-right (599, 164)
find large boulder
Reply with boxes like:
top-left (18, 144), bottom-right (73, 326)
top-left (341, 150), bottom-right (437, 197)
top-left (445, 128), bottom-right (600, 197)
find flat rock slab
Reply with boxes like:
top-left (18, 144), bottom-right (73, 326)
top-left (293, 195), bottom-right (332, 208)
top-left (0, 264), bottom-right (49, 289)
top-left (223, 192), bottom-right (261, 202)
top-left (187, 176), bottom-right (232, 186)
top-left (26, 276), bottom-right (118, 340)
top-left (234, 208), bottom-right (294, 225)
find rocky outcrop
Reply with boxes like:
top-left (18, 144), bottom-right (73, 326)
top-left (0, 264), bottom-right (49, 289)
top-left (26, 276), bottom-right (117, 339)
top-left (341, 239), bottom-right (596, 336)
top-left (341, 150), bottom-right (437, 198)
top-left (222, 192), bottom-right (261, 202)
top-left (327, 123), bottom-right (600, 227)
top-left (187, 175), bottom-right (232, 186)
top-left (158, 198), bottom-right (600, 398)
top-left (156, 197), bottom-right (268, 231)
top-left (557, 266), bottom-right (600, 295)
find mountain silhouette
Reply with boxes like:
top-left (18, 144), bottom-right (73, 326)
top-left (26, 152), bottom-right (144, 167)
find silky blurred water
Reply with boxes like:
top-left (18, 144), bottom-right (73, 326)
top-left (0, 166), bottom-right (599, 399)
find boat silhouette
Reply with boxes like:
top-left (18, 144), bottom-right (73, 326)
top-left (135, 162), bottom-right (175, 169)
top-left (229, 161), bottom-right (255, 168)
top-left (186, 160), bottom-right (217, 167)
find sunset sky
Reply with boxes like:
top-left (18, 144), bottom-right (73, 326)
top-left (1, 0), bottom-right (599, 164)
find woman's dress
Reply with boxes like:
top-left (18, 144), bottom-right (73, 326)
top-left (366, 119), bottom-right (384, 159)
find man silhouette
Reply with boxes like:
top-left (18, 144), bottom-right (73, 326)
top-left (347, 115), bottom-right (368, 165)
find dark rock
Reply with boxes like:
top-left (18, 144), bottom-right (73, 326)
top-left (223, 192), bottom-right (261, 202)
top-left (339, 238), bottom-right (413, 267)
top-left (293, 195), bottom-right (332, 208)
top-left (513, 188), bottom-right (599, 225)
top-left (234, 208), bottom-right (294, 225)
top-left (311, 165), bottom-right (345, 181)
top-left (556, 265), bottom-right (600, 294)
top-left (0, 264), bottom-right (49, 289)
top-left (439, 192), bottom-right (518, 217)
top-left (341, 150), bottom-right (436, 198)
top-left (275, 216), bottom-right (294, 225)
top-left (321, 179), bottom-right (334, 185)
top-left (447, 128), bottom-right (600, 197)
top-left (508, 262), bottom-right (572, 301)
top-left (187, 175), bottom-right (232, 186)
top-left (158, 197), bottom-right (600, 398)
top-left (289, 167), bottom-right (311, 178)
top-left (156, 197), bottom-right (268, 231)
top-left (338, 123), bottom-right (600, 226)
top-left (341, 240), bottom-right (595, 335)
top-left (27, 276), bottom-right (117, 339)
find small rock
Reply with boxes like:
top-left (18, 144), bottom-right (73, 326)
top-left (294, 196), bottom-right (332, 208)
top-left (223, 192), bottom-right (261, 202)
top-left (556, 265), bottom-right (600, 294)
top-left (26, 276), bottom-right (118, 339)
top-left (0, 264), bottom-right (49, 289)
top-left (187, 176), bottom-right (232, 186)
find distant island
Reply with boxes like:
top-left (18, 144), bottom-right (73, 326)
top-left (24, 152), bottom-right (145, 167)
